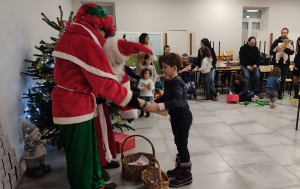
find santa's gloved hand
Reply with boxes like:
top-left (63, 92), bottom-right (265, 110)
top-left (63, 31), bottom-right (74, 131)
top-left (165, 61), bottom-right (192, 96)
top-left (126, 119), bottom-right (134, 123)
top-left (127, 93), bottom-right (141, 109)
top-left (96, 97), bottom-right (107, 105)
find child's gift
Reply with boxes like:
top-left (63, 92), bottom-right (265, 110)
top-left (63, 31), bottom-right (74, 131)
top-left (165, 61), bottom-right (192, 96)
top-left (138, 98), bottom-right (168, 116)
top-left (226, 94), bottom-right (239, 103)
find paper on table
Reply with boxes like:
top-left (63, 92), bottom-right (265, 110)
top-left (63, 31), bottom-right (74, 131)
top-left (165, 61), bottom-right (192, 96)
top-left (128, 155), bottom-right (149, 166)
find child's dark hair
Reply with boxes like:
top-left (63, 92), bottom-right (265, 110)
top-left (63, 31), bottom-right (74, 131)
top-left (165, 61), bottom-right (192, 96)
top-left (200, 46), bottom-right (212, 59)
top-left (270, 67), bottom-right (281, 77)
top-left (232, 74), bottom-right (245, 86)
top-left (143, 54), bottom-right (150, 65)
top-left (140, 68), bottom-right (152, 78)
top-left (184, 62), bottom-right (192, 67)
top-left (161, 53), bottom-right (181, 71)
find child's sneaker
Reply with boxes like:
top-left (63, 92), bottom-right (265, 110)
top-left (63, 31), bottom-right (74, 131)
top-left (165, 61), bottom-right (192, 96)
top-left (145, 112), bottom-right (150, 117)
top-left (167, 154), bottom-right (181, 178)
top-left (283, 61), bottom-right (286, 64)
top-left (139, 111), bottom-right (144, 117)
top-left (169, 162), bottom-right (193, 187)
top-left (276, 61), bottom-right (279, 63)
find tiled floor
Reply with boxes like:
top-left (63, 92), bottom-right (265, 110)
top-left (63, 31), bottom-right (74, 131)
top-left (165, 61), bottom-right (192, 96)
top-left (16, 93), bottom-right (300, 189)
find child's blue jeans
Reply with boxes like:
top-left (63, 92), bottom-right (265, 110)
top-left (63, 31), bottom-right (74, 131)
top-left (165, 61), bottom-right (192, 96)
top-left (170, 111), bottom-right (193, 163)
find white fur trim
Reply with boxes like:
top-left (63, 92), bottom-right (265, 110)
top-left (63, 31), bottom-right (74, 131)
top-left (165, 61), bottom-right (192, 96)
top-left (122, 80), bottom-right (130, 89)
top-left (97, 104), bottom-right (113, 163)
top-left (73, 23), bottom-right (102, 49)
top-left (150, 54), bottom-right (157, 62)
top-left (53, 111), bottom-right (95, 125)
top-left (120, 90), bottom-right (132, 107)
top-left (120, 109), bottom-right (138, 119)
top-left (104, 36), bottom-right (129, 75)
top-left (53, 51), bottom-right (118, 81)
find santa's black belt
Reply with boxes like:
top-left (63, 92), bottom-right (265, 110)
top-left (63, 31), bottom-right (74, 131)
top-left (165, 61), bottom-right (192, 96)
top-left (96, 97), bottom-right (107, 105)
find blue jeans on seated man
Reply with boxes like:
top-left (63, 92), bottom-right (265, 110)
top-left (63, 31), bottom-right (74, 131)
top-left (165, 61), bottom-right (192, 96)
top-left (241, 66), bottom-right (261, 94)
top-left (233, 91), bottom-right (255, 102)
top-left (209, 68), bottom-right (215, 89)
top-left (185, 82), bottom-right (196, 95)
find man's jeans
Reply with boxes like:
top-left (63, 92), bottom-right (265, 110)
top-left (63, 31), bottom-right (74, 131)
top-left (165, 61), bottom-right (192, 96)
top-left (241, 66), bottom-right (261, 94)
top-left (185, 82), bottom-right (196, 95)
top-left (170, 111), bottom-right (192, 163)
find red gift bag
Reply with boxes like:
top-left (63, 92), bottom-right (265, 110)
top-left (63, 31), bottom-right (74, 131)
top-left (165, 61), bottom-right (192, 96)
top-left (114, 132), bottom-right (135, 153)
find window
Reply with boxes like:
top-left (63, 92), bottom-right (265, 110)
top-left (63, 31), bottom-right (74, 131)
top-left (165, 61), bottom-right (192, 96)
top-left (242, 10), bottom-right (262, 44)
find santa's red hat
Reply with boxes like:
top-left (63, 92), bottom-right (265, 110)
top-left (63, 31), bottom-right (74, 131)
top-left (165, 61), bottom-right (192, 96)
top-left (74, 3), bottom-right (115, 36)
top-left (118, 40), bottom-right (157, 61)
top-left (104, 36), bottom-right (157, 75)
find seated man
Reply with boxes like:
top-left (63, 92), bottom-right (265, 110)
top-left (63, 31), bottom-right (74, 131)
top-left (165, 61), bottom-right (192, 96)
top-left (181, 63), bottom-right (197, 98)
top-left (179, 53), bottom-right (198, 74)
top-left (239, 36), bottom-right (262, 99)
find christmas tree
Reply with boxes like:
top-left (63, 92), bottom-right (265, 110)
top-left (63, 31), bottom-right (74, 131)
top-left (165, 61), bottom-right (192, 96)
top-left (22, 6), bottom-right (73, 147)
top-left (22, 6), bottom-right (134, 148)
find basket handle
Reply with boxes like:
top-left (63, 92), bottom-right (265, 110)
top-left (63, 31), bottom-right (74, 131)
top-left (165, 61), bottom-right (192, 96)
top-left (121, 134), bottom-right (156, 159)
top-left (145, 158), bottom-right (163, 182)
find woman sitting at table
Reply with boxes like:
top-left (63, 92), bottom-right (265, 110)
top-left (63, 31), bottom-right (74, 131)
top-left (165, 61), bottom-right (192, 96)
top-left (229, 74), bottom-right (255, 102)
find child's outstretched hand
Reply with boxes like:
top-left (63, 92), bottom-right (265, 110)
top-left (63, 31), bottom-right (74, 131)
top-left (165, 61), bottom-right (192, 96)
top-left (144, 101), bottom-right (160, 112)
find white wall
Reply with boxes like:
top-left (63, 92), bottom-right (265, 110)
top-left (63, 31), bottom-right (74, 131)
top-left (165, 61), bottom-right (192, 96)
top-left (0, 0), bottom-right (73, 160)
top-left (72, 0), bottom-right (300, 58)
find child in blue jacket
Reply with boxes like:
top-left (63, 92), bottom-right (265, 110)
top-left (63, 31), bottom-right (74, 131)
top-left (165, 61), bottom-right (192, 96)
top-left (266, 67), bottom-right (281, 108)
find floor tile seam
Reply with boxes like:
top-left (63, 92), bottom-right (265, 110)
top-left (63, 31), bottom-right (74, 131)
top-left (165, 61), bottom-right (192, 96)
top-left (273, 129), bottom-right (300, 141)
top-left (256, 144), bottom-right (300, 167)
top-left (243, 132), bottom-right (296, 147)
top-left (283, 165), bottom-right (300, 181)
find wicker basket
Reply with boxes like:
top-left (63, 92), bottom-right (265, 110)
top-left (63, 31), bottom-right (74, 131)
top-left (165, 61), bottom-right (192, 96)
top-left (142, 158), bottom-right (170, 189)
top-left (121, 135), bottom-right (156, 181)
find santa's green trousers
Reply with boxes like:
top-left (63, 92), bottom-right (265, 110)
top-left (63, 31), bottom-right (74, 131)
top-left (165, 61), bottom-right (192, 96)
top-left (59, 119), bottom-right (104, 189)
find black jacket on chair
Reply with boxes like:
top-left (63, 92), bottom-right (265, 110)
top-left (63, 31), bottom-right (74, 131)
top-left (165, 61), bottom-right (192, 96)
top-left (239, 44), bottom-right (261, 68)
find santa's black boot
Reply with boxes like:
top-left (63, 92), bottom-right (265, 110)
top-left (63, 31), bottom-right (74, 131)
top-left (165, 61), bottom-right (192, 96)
top-left (167, 154), bottom-right (181, 178)
top-left (26, 167), bottom-right (45, 178)
top-left (169, 162), bottom-right (193, 188)
top-left (104, 183), bottom-right (117, 189)
top-left (41, 164), bottom-right (52, 173)
top-left (102, 168), bottom-right (110, 181)
top-left (294, 85), bottom-right (299, 99)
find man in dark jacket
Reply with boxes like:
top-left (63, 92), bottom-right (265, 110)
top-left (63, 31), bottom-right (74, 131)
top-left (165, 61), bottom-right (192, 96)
top-left (159, 45), bottom-right (171, 70)
top-left (270, 28), bottom-right (294, 99)
top-left (239, 36), bottom-right (262, 98)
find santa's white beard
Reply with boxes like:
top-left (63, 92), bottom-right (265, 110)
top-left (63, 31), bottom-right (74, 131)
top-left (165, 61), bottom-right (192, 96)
top-left (103, 36), bottom-right (128, 76)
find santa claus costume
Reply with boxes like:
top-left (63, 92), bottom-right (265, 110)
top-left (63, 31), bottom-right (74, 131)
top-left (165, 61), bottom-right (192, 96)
top-left (51, 3), bottom-right (141, 189)
top-left (95, 36), bottom-right (157, 172)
